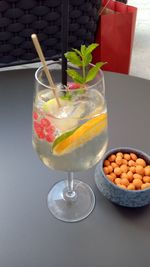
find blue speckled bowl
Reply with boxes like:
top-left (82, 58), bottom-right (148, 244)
top-left (95, 147), bottom-right (150, 207)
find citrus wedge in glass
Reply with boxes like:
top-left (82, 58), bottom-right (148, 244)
top-left (52, 113), bottom-right (107, 156)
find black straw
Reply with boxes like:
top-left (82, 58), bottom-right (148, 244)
top-left (61, 0), bottom-right (69, 86)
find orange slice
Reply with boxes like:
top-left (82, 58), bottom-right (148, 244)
top-left (52, 113), bottom-right (107, 156)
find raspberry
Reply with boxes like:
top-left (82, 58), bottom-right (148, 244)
top-left (35, 127), bottom-right (42, 135)
top-left (34, 116), bottom-right (55, 142)
top-left (34, 122), bottom-right (42, 133)
top-left (33, 112), bottom-right (38, 120)
top-left (38, 131), bottom-right (45, 139)
top-left (34, 121), bottom-right (39, 128)
top-left (40, 118), bottom-right (50, 128)
top-left (49, 125), bottom-right (55, 133)
top-left (45, 134), bottom-right (55, 143)
top-left (45, 125), bottom-right (55, 134)
top-left (68, 83), bottom-right (81, 90)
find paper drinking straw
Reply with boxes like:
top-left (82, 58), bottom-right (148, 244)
top-left (61, 0), bottom-right (69, 86)
top-left (31, 34), bottom-right (61, 107)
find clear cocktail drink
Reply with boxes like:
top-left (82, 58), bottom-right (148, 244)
top-left (33, 87), bottom-right (108, 171)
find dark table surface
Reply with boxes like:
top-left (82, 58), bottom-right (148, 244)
top-left (0, 69), bottom-right (150, 267)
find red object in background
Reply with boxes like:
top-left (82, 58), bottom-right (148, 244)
top-left (92, 0), bottom-right (137, 74)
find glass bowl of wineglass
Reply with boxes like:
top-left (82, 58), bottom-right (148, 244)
top-left (32, 60), bottom-right (108, 222)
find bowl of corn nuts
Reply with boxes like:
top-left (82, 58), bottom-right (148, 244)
top-left (95, 147), bottom-right (150, 207)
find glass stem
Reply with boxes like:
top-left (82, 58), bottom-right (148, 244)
top-left (66, 172), bottom-right (76, 199)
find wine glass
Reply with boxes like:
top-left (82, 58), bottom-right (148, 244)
top-left (32, 61), bottom-right (108, 222)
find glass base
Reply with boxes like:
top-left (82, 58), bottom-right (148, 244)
top-left (47, 179), bottom-right (95, 222)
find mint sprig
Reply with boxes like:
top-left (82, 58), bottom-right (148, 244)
top-left (65, 43), bottom-right (106, 85)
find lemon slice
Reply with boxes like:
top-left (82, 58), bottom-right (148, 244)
top-left (52, 113), bottom-right (107, 156)
top-left (43, 98), bottom-right (70, 114)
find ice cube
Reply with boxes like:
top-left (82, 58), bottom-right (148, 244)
top-left (51, 101), bottom-right (85, 133)
top-left (56, 105), bottom-right (75, 118)
top-left (40, 89), bottom-right (53, 102)
top-left (79, 89), bottom-right (105, 118)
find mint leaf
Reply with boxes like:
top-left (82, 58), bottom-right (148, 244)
top-left (81, 45), bottom-right (86, 55)
top-left (66, 69), bottom-right (84, 84)
top-left (84, 53), bottom-right (92, 66)
top-left (96, 61), bottom-right (107, 69)
top-left (60, 92), bottom-right (72, 100)
top-left (65, 43), bottom-right (106, 85)
top-left (85, 62), bottom-right (104, 83)
top-left (72, 48), bottom-right (82, 57)
top-left (64, 52), bottom-right (82, 66)
top-left (85, 43), bottom-right (99, 55)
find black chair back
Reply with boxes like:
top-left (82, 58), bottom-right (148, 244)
top-left (0, 0), bottom-right (101, 67)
